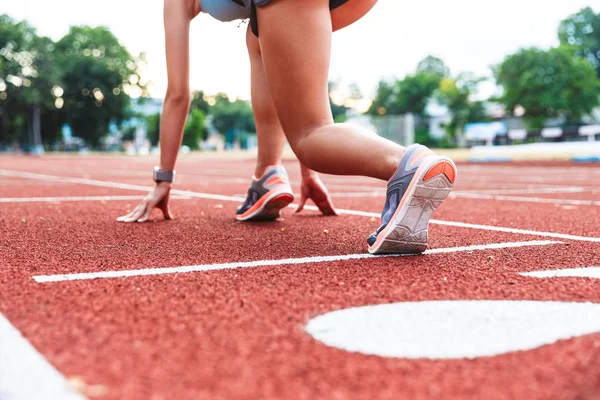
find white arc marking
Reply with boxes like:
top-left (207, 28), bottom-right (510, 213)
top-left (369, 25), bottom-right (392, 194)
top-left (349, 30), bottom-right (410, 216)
top-left (306, 300), bottom-right (600, 360)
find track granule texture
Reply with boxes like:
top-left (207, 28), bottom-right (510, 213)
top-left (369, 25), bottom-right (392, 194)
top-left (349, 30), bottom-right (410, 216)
top-left (1, 155), bottom-right (599, 400)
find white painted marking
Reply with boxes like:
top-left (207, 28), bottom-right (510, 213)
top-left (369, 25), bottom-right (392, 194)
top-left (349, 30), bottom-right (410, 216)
top-left (328, 187), bottom-right (592, 200)
top-left (33, 240), bottom-right (560, 283)
top-left (0, 169), bottom-right (245, 203)
top-left (520, 267), bottom-right (600, 279)
top-left (0, 195), bottom-right (192, 203)
top-left (430, 219), bottom-right (600, 243)
top-left (3, 169), bottom-right (600, 243)
top-left (328, 187), bottom-right (588, 198)
top-left (305, 300), bottom-right (600, 359)
top-left (0, 314), bottom-right (86, 400)
top-left (461, 187), bottom-right (587, 195)
top-left (328, 191), bottom-right (386, 198)
top-left (449, 192), bottom-right (600, 207)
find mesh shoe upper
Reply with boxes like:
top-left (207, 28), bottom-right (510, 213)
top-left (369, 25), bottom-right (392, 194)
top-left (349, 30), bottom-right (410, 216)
top-left (367, 144), bottom-right (434, 246)
top-left (236, 165), bottom-right (292, 215)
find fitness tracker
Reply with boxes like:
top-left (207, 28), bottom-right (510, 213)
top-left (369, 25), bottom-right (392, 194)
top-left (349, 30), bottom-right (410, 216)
top-left (153, 166), bottom-right (176, 183)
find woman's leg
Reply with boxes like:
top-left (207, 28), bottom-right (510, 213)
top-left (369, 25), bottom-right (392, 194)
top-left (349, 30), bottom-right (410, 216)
top-left (256, 0), bottom-right (456, 254)
top-left (331, 0), bottom-right (378, 32)
top-left (256, 0), bottom-right (405, 181)
top-left (246, 26), bottom-right (287, 178)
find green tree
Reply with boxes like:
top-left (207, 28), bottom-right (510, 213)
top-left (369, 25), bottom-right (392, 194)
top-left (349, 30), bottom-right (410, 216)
top-left (495, 46), bottom-right (600, 129)
top-left (0, 15), bottom-right (62, 146)
top-left (54, 26), bottom-right (148, 147)
top-left (394, 73), bottom-right (441, 116)
top-left (417, 55), bottom-right (450, 79)
top-left (438, 73), bottom-right (488, 144)
top-left (210, 93), bottom-right (255, 135)
top-left (368, 79), bottom-right (396, 115)
top-left (559, 7), bottom-right (600, 77)
top-left (369, 73), bottom-right (440, 116)
top-left (190, 90), bottom-right (210, 115)
top-left (145, 112), bottom-right (161, 146)
top-left (182, 108), bottom-right (206, 150)
top-left (328, 81), bottom-right (350, 122)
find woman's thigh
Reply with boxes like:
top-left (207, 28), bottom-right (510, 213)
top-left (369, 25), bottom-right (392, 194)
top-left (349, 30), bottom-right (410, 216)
top-left (255, 0), bottom-right (334, 150)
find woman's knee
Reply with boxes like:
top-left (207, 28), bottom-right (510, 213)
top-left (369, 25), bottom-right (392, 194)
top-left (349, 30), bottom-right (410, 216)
top-left (287, 120), bottom-right (333, 167)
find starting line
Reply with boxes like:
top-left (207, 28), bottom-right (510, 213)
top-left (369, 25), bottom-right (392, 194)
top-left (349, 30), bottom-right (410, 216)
top-left (1, 169), bottom-right (600, 244)
top-left (33, 240), bottom-right (561, 283)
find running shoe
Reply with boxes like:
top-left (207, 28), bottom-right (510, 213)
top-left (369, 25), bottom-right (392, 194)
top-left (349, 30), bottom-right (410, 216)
top-left (367, 144), bottom-right (457, 254)
top-left (236, 165), bottom-right (295, 221)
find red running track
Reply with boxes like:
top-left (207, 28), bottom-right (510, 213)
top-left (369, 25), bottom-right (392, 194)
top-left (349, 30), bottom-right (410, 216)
top-left (1, 155), bottom-right (600, 400)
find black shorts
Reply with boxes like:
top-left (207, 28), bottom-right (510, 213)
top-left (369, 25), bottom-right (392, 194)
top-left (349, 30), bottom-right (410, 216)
top-left (249, 0), bottom-right (350, 37)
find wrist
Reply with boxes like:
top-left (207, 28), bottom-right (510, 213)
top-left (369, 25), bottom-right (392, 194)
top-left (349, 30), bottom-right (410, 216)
top-left (299, 163), bottom-right (316, 178)
top-left (153, 166), bottom-right (176, 183)
top-left (301, 168), bottom-right (317, 179)
top-left (156, 181), bottom-right (172, 189)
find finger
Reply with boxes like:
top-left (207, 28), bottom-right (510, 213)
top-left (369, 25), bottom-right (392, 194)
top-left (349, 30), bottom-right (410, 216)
top-left (123, 204), bottom-right (146, 223)
top-left (137, 207), bottom-right (152, 223)
top-left (311, 180), bottom-right (338, 216)
top-left (295, 195), bottom-right (307, 214)
top-left (117, 207), bottom-right (137, 222)
top-left (317, 195), bottom-right (338, 216)
top-left (159, 195), bottom-right (174, 220)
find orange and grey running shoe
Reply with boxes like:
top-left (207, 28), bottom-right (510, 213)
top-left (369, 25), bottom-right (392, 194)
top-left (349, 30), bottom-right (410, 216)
top-left (367, 144), bottom-right (457, 254)
top-left (236, 165), bottom-right (294, 221)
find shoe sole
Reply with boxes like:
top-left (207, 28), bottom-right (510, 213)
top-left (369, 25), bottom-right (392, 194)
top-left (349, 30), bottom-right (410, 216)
top-left (236, 191), bottom-right (294, 222)
top-left (368, 156), bottom-right (457, 255)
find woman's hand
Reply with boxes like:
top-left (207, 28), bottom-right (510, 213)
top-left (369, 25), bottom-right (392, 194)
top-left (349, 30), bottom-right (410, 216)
top-left (117, 182), bottom-right (174, 223)
top-left (296, 170), bottom-right (338, 216)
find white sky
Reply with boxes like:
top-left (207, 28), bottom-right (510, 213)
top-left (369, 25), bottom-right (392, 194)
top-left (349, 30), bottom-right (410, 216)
top-left (1, 1), bottom-right (597, 101)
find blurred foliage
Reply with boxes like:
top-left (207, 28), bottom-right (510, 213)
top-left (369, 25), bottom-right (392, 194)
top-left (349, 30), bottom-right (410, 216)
top-left (417, 55), bottom-right (450, 79)
top-left (414, 126), bottom-right (438, 148)
top-left (182, 108), bottom-right (206, 150)
top-left (145, 112), bottom-right (161, 146)
top-left (559, 7), bottom-right (600, 77)
top-left (328, 81), bottom-right (350, 122)
top-left (438, 73), bottom-right (489, 143)
top-left (55, 26), bottom-right (147, 147)
top-left (0, 15), bottom-right (147, 148)
top-left (368, 73), bottom-right (440, 116)
top-left (368, 56), bottom-right (446, 117)
top-left (210, 93), bottom-right (255, 135)
top-left (0, 15), bottom-right (63, 145)
top-left (495, 46), bottom-right (600, 129)
top-left (120, 125), bottom-right (136, 142)
top-left (190, 90), bottom-right (210, 115)
top-left (4, 7), bottom-right (600, 151)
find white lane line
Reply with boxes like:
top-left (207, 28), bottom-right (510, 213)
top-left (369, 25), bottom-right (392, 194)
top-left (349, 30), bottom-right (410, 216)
top-left (449, 192), bottom-right (600, 206)
top-left (0, 195), bottom-right (192, 203)
top-left (520, 267), bottom-right (600, 279)
top-left (430, 219), bottom-right (600, 243)
top-left (327, 187), bottom-right (589, 199)
top-left (316, 191), bottom-right (386, 198)
top-left (3, 169), bottom-right (600, 243)
top-left (0, 314), bottom-right (86, 400)
top-left (460, 187), bottom-right (587, 195)
top-left (33, 240), bottom-right (561, 283)
top-left (0, 169), bottom-right (245, 203)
